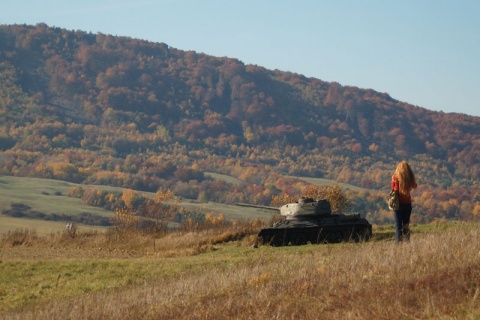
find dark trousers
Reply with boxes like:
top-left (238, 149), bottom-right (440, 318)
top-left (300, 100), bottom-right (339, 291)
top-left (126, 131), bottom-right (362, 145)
top-left (394, 203), bottom-right (412, 242)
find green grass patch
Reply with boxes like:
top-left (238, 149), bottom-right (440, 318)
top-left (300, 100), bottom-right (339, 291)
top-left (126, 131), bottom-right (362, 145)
top-left (286, 175), bottom-right (366, 191)
top-left (0, 175), bottom-right (113, 218)
top-left (0, 214), bottom-right (106, 236)
top-left (0, 176), bottom-right (271, 236)
top-left (204, 171), bottom-right (243, 185)
top-left (0, 176), bottom-right (116, 235)
top-left (0, 244), bottom-right (260, 313)
top-left (179, 198), bottom-right (275, 221)
top-left (0, 259), bottom-right (167, 311)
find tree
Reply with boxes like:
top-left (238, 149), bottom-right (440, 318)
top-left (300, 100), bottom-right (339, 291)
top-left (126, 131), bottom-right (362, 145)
top-left (122, 189), bottom-right (141, 210)
top-left (305, 184), bottom-right (350, 213)
top-left (144, 189), bottom-right (180, 233)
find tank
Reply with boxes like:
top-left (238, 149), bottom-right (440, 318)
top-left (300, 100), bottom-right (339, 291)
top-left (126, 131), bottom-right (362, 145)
top-left (236, 197), bottom-right (372, 247)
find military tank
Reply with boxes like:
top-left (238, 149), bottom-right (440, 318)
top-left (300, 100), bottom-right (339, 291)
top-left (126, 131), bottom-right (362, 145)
top-left (236, 197), bottom-right (372, 247)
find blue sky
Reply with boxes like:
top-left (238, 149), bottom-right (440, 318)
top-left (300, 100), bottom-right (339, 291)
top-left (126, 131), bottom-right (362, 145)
top-left (1, 0), bottom-right (479, 117)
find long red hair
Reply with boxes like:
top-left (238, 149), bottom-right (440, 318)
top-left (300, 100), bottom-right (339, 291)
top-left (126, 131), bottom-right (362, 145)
top-left (394, 161), bottom-right (416, 197)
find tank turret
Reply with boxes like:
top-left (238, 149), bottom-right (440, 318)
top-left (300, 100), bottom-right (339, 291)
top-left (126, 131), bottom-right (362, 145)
top-left (279, 197), bottom-right (331, 219)
top-left (236, 197), bottom-right (331, 219)
top-left (237, 198), bottom-right (372, 247)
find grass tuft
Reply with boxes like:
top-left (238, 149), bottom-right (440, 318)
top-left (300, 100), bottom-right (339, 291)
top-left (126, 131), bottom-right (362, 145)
top-left (1, 228), bottom-right (38, 247)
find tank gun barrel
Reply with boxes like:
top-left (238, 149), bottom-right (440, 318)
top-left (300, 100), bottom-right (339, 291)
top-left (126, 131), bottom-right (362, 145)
top-left (235, 203), bottom-right (279, 211)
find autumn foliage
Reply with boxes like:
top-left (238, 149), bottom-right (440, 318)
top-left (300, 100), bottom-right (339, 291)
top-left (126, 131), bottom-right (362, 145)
top-left (0, 24), bottom-right (479, 225)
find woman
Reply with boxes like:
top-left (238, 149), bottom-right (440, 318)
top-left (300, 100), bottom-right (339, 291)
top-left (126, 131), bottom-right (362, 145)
top-left (391, 161), bottom-right (417, 242)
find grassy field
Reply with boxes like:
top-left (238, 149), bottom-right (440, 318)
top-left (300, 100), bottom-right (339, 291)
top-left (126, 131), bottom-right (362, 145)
top-left (0, 173), bottom-right (353, 235)
top-left (0, 214), bottom-right (101, 236)
top-left (286, 175), bottom-right (366, 191)
top-left (0, 221), bottom-right (479, 319)
top-left (0, 175), bottom-right (275, 236)
top-left (2, 176), bottom-right (479, 319)
top-left (204, 172), bottom-right (243, 185)
top-left (0, 175), bottom-right (114, 216)
top-left (0, 176), bottom-right (117, 235)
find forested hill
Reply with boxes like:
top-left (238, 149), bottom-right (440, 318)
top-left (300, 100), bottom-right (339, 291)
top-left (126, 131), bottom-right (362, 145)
top-left (1, 23), bottom-right (479, 223)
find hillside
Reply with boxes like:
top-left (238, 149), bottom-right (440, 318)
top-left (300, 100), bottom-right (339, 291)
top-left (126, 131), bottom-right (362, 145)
top-left (0, 23), bottom-right (479, 225)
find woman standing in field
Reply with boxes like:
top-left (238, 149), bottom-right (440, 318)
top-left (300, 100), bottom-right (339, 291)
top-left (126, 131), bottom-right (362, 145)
top-left (391, 161), bottom-right (417, 242)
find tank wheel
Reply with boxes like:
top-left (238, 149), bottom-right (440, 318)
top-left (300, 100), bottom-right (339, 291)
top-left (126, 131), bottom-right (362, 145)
top-left (356, 227), bottom-right (372, 242)
top-left (311, 231), bottom-right (327, 244)
top-left (326, 231), bottom-right (344, 243)
top-left (348, 229), bottom-right (364, 242)
top-left (269, 234), bottom-right (286, 247)
top-left (289, 233), bottom-right (307, 246)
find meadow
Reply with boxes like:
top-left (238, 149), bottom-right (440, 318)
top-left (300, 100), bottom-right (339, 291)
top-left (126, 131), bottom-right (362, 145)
top-left (0, 175), bottom-right (270, 236)
top-left (1, 175), bottom-right (479, 319)
top-left (1, 221), bottom-right (479, 320)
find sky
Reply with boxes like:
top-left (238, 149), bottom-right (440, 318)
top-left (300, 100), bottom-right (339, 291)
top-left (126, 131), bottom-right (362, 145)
top-left (1, 0), bottom-right (479, 117)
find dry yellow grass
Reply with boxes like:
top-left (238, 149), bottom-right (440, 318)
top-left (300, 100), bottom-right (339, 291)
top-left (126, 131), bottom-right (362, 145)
top-left (1, 223), bottom-right (479, 319)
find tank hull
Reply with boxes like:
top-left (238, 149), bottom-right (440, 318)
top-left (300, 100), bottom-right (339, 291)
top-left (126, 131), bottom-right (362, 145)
top-left (257, 214), bottom-right (372, 246)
